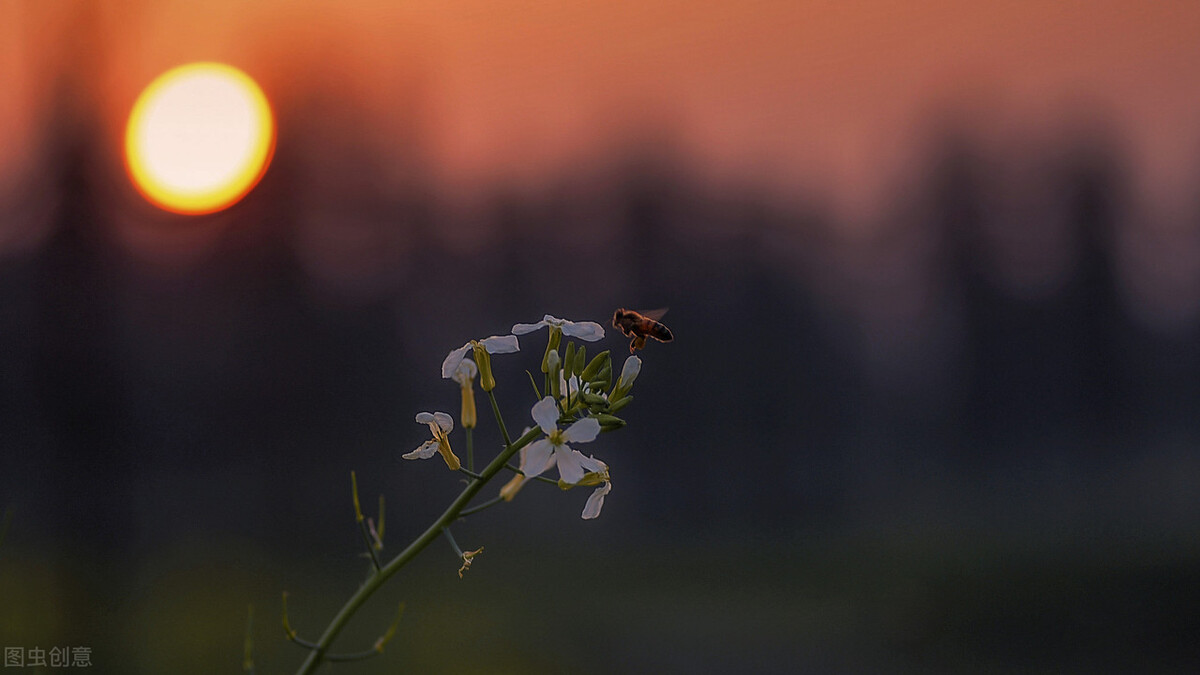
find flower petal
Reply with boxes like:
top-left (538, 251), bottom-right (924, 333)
top-left (561, 320), bottom-right (605, 341)
top-left (451, 358), bottom-right (478, 384)
top-left (415, 412), bottom-right (436, 424)
top-left (578, 454), bottom-right (608, 474)
top-left (554, 446), bottom-right (588, 485)
top-left (511, 321), bottom-right (547, 335)
top-left (480, 334), bottom-right (520, 354)
top-left (520, 439), bottom-right (555, 479)
top-left (530, 397), bottom-right (560, 434)
top-left (441, 344), bottom-right (471, 379)
top-left (562, 417), bottom-right (600, 444)
top-left (402, 440), bottom-right (440, 460)
top-left (433, 412), bottom-right (454, 433)
top-left (581, 482), bottom-right (611, 519)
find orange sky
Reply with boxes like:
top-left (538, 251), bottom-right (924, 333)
top-left (4, 0), bottom-right (1200, 218)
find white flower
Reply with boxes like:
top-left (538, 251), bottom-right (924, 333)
top-left (512, 315), bottom-right (605, 342)
top-left (441, 335), bottom-right (519, 379)
top-left (511, 397), bottom-right (612, 518)
top-left (403, 411), bottom-right (460, 470)
top-left (521, 397), bottom-right (601, 483)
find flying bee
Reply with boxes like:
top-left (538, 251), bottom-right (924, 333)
top-left (612, 308), bottom-right (673, 353)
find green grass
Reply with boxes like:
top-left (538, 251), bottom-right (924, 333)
top-left (2, 530), bottom-right (1197, 674)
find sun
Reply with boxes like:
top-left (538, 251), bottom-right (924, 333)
top-left (125, 62), bottom-right (275, 215)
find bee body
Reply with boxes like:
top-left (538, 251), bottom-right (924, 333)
top-left (612, 308), bottom-right (673, 353)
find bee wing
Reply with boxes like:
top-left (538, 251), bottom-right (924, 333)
top-left (636, 307), bottom-right (669, 321)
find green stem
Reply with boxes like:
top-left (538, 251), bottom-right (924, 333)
top-left (358, 519), bottom-right (382, 572)
top-left (294, 426), bottom-right (542, 675)
top-left (487, 390), bottom-right (512, 448)
top-left (466, 463), bottom-right (557, 486)
top-left (459, 494), bottom-right (507, 517)
top-left (466, 428), bottom-right (475, 473)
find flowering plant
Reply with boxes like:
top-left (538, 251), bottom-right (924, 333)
top-left (276, 313), bottom-right (654, 673)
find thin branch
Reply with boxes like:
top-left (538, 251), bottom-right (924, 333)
top-left (443, 526), bottom-right (463, 557)
top-left (459, 494), bottom-right (507, 518)
top-left (351, 472), bottom-right (382, 571)
top-left (295, 425), bottom-right (543, 674)
top-left (285, 594), bottom-right (404, 663)
top-left (376, 494), bottom-right (386, 546)
top-left (487, 389), bottom-right (513, 448)
top-left (526, 370), bottom-right (542, 399)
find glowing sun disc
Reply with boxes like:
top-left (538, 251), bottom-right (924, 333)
top-left (125, 62), bottom-right (274, 215)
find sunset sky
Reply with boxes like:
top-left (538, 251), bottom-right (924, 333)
top-left (3, 1), bottom-right (1200, 219)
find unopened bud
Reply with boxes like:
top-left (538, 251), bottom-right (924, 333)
top-left (588, 363), bottom-right (612, 391)
top-left (547, 349), bottom-right (561, 399)
top-left (573, 345), bottom-right (587, 377)
top-left (563, 342), bottom-right (576, 380)
top-left (612, 356), bottom-right (641, 399)
top-left (580, 350), bottom-right (611, 381)
top-left (580, 391), bottom-right (607, 406)
top-left (608, 394), bottom-right (633, 413)
top-left (594, 414), bottom-right (626, 431)
top-left (618, 355), bottom-right (641, 388)
top-left (472, 342), bottom-right (496, 392)
top-left (540, 326), bottom-right (562, 373)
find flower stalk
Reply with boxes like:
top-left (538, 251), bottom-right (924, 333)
top-left (290, 313), bottom-right (648, 673)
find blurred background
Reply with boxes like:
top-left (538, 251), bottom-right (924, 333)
top-left (3, 1), bottom-right (1200, 672)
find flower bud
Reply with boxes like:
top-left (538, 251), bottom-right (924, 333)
top-left (608, 394), bottom-right (633, 413)
top-left (546, 349), bottom-right (561, 399)
top-left (563, 342), bottom-right (576, 380)
top-left (573, 345), bottom-right (587, 377)
top-left (472, 342), bottom-right (496, 392)
top-left (540, 326), bottom-right (562, 373)
top-left (618, 355), bottom-right (641, 387)
top-left (580, 391), bottom-right (608, 407)
top-left (580, 350), bottom-right (611, 381)
top-left (594, 414), bottom-right (626, 431)
top-left (611, 355), bottom-right (642, 399)
top-left (588, 363), bottom-right (612, 391)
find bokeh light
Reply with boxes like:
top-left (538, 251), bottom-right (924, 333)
top-left (124, 62), bottom-right (274, 215)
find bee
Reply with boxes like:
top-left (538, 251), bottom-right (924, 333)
top-left (612, 308), bottom-right (673, 353)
